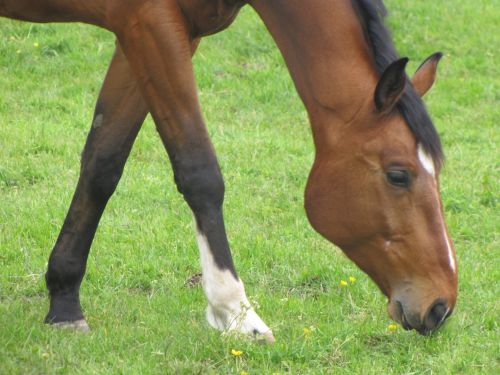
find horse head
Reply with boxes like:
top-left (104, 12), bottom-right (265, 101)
top-left (305, 54), bottom-right (457, 334)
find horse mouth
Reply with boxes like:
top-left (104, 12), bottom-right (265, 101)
top-left (395, 300), bottom-right (452, 335)
top-left (395, 300), bottom-right (425, 333)
top-left (395, 300), bottom-right (412, 331)
top-left (400, 310), bottom-right (412, 331)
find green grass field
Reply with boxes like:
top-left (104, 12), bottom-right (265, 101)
top-left (0, 1), bottom-right (498, 373)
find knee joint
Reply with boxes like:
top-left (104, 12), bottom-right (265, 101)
top-left (175, 162), bottom-right (225, 212)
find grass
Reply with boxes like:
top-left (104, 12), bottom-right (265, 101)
top-left (0, 1), bottom-right (498, 373)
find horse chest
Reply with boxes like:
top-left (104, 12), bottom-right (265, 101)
top-left (178, 0), bottom-right (243, 37)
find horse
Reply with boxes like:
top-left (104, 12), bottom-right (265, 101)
top-left (0, 0), bottom-right (458, 341)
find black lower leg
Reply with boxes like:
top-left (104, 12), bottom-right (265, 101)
top-left (45, 46), bottom-right (147, 324)
top-left (171, 147), bottom-right (237, 277)
top-left (45, 120), bottom-right (142, 323)
top-left (44, 183), bottom-right (113, 323)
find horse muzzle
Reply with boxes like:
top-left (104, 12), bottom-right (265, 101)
top-left (389, 298), bottom-right (453, 335)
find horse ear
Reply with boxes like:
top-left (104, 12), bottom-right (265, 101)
top-left (374, 57), bottom-right (409, 112)
top-left (411, 52), bottom-right (443, 97)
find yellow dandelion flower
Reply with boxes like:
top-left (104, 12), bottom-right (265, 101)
top-left (240, 371), bottom-right (249, 375)
top-left (349, 276), bottom-right (356, 283)
top-left (303, 327), bottom-right (311, 335)
top-left (340, 280), bottom-right (348, 286)
top-left (231, 349), bottom-right (243, 357)
top-left (388, 324), bottom-right (398, 331)
top-left (33, 42), bottom-right (39, 48)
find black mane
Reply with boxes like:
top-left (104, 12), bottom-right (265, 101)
top-left (353, 0), bottom-right (444, 167)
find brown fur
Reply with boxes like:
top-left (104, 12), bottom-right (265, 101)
top-left (1, 0), bottom-right (457, 335)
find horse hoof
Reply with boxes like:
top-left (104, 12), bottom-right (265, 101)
top-left (52, 319), bottom-right (90, 332)
top-left (258, 330), bottom-right (276, 344)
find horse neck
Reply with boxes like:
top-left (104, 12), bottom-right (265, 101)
top-left (249, 0), bottom-right (379, 150)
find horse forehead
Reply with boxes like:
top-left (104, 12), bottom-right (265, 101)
top-left (417, 144), bottom-right (436, 177)
top-left (358, 123), bottom-right (418, 161)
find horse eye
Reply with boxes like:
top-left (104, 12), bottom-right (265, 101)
top-left (386, 170), bottom-right (411, 187)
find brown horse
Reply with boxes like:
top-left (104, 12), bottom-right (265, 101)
top-left (0, 0), bottom-right (457, 340)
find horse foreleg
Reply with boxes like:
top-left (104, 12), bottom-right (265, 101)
top-left (45, 45), bottom-right (148, 329)
top-left (114, 2), bottom-right (274, 342)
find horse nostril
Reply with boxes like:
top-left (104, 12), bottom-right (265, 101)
top-left (424, 299), bottom-right (449, 332)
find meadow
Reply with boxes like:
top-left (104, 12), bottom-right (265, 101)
top-left (0, 1), bottom-right (498, 373)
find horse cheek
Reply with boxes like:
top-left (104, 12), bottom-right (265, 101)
top-left (305, 168), bottom-right (358, 248)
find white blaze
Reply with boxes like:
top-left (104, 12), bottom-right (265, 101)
top-left (417, 144), bottom-right (456, 273)
top-left (418, 144), bottom-right (436, 177)
top-left (441, 221), bottom-right (456, 273)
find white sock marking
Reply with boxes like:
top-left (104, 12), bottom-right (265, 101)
top-left (193, 219), bottom-right (271, 335)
